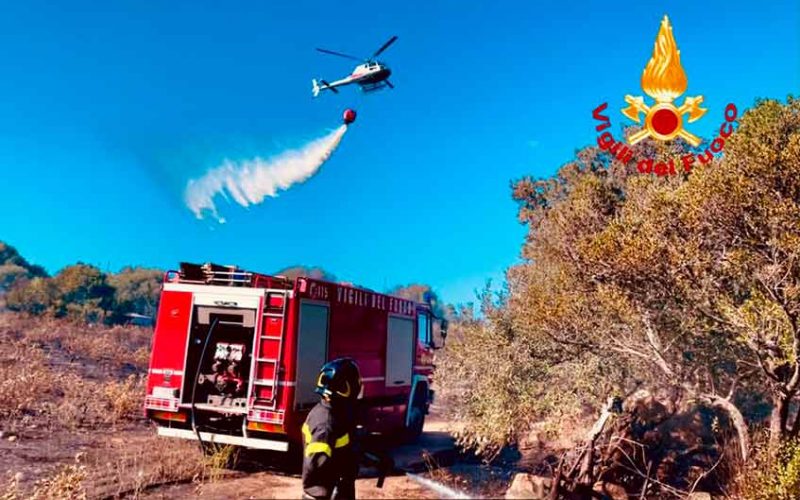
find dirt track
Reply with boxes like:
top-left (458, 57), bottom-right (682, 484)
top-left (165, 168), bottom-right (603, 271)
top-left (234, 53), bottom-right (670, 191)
top-left (144, 470), bottom-right (439, 499)
top-left (142, 419), bottom-right (459, 499)
top-left (0, 314), bottom-right (512, 498)
top-left (1, 416), bottom-right (472, 499)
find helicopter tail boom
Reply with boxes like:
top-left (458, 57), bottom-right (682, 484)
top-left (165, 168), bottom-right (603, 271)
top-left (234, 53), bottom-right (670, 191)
top-left (312, 78), bottom-right (340, 97)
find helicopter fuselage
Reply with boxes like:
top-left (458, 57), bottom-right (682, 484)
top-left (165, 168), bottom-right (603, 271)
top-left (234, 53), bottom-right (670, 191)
top-left (313, 62), bottom-right (393, 96)
top-left (349, 62), bottom-right (391, 84)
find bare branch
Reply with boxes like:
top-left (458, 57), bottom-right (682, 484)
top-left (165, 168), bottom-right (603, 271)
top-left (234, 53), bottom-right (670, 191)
top-left (642, 315), bottom-right (675, 377)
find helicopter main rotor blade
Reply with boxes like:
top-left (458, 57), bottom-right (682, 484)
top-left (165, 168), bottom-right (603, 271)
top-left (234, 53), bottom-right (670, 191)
top-left (315, 48), bottom-right (364, 62)
top-left (371, 36), bottom-right (398, 58)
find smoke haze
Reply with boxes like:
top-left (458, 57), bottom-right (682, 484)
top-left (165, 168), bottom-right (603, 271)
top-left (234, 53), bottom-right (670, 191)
top-left (185, 125), bottom-right (348, 222)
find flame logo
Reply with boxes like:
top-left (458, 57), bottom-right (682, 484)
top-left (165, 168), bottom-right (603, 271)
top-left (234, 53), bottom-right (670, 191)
top-left (622, 15), bottom-right (706, 146)
top-left (641, 16), bottom-right (687, 102)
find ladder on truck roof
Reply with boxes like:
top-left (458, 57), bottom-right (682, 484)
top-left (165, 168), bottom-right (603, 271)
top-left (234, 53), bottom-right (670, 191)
top-left (250, 289), bottom-right (289, 409)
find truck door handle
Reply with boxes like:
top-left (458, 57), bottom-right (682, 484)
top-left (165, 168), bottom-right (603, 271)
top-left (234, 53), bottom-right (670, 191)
top-left (393, 380), bottom-right (404, 385)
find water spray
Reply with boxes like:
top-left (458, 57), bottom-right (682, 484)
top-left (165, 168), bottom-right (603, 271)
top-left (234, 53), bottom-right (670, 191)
top-left (184, 110), bottom-right (357, 223)
top-left (405, 473), bottom-right (472, 499)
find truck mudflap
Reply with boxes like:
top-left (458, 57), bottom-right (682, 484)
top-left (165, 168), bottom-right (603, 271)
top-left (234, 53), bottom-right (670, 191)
top-left (156, 427), bottom-right (289, 452)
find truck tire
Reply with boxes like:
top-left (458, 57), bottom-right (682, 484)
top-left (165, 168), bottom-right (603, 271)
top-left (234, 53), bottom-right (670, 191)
top-left (404, 384), bottom-right (427, 443)
top-left (405, 406), bottom-right (425, 443)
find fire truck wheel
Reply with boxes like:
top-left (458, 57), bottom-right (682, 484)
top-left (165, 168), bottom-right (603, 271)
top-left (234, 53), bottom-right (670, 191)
top-left (404, 406), bottom-right (425, 443)
top-left (404, 384), bottom-right (427, 443)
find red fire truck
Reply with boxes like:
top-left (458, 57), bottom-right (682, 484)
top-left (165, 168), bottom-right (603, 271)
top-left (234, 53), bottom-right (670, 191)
top-left (145, 263), bottom-right (447, 453)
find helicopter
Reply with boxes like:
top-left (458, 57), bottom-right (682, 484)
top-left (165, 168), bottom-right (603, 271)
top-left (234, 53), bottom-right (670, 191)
top-left (312, 36), bottom-right (398, 97)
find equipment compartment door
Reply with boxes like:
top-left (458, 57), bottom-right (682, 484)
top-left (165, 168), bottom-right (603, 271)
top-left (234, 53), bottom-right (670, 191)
top-left (295, 302), bottom-right (330, 408)
top-left (386, 316), bottom-right (414, 387)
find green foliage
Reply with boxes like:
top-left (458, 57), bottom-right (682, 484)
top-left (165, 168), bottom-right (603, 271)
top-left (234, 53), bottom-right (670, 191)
top-left (108, 267), bottom-right (162, 321)
top-left (738, 438), bottom-right (800, 499)
top-left (49, 264), bottom-right (115, 322)
top-left (0, 241), bottom-right (47, 292)
top-left (442, 98), bottom-right (800, 462)
top-left (6, 277), bottom-right (58, 315)
top-left (0, 264), bottom-right (29, 290)
top-left (3, 249), bottom-right (162, 324)
top-left (0, 242), bottom-right (47, 277)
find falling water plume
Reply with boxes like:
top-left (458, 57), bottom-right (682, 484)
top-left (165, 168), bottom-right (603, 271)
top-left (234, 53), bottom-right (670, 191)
top-left (185, 125), bottom-right (348, 223)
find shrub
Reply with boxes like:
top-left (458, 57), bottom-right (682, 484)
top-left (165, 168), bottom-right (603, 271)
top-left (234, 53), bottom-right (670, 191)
top-left (29, 465), bottom-right (87, 500)
top-left (103, 375), bottom-right (146, 423)
top-left (734, 437), bottom-right (800, 499)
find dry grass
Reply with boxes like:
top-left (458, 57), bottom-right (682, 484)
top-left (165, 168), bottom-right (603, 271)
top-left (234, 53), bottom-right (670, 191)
top-left (3, 462), bottom-right (87, 500)
top-left (84, 438), bottom-right (207, 498)
top-left (0, 312), bottom-right (241, 499)
top-left (0, 313), bottom-right (149, 433)
top-left (1, 314), bottom-right (152, 371)
top-left (1, 440), bottom-right (237, 499)
top-left (0, 341), bottom-right (55, 421)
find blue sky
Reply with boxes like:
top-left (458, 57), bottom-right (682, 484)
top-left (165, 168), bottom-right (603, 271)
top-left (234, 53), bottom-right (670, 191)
top-left (0, 0), bottom-right (797, 306)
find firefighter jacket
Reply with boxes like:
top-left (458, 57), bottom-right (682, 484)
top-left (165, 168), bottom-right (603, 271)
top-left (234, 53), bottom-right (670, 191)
top-left (301, 399), bottom-right (358, 499)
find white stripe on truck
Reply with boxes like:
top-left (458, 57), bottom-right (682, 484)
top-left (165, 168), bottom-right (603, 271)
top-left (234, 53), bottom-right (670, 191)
top-left (157, 427), bottom-right (289, 452)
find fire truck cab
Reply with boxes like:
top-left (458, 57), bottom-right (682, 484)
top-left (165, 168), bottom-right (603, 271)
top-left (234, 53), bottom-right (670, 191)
top-left (144, 263), bottom-right (446, 453)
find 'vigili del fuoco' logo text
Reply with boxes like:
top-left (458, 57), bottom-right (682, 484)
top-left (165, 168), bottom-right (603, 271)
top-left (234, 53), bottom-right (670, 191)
top-left (592, 16), bottom-right (738, 176)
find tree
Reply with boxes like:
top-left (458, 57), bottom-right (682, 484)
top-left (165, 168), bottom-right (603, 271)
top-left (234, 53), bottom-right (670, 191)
top-left (6, 276), bottom-right (57, 315)
top-left (679, 98), bottom-right (800, 451)
top-left (387, 283), bottom-right (448, 318)
top-left (441, 98), bottom-right (800, 468)
top-left (0, 241), bottom-right (47, 292)
top-left (0, 264), bottom-right (29, 291)
top-left (571, 98), bottom-right (800, 454)
top-left (51, 263), bottom-right (115, 322)
top-left (108, 267), bottom-right (162, 321)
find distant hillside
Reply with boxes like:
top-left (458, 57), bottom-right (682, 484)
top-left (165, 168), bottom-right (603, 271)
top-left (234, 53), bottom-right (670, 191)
top-left (1, 244), bottom-right (450, 324)
top-left (0, 242), bottom-right (47, 293)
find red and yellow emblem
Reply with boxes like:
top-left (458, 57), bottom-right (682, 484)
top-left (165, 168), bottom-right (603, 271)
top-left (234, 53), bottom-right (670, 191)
top-left (622, 16), bottom-right (706, 146)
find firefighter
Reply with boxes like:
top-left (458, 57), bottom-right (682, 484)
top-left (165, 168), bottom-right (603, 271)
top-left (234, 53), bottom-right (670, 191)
top-left (302, 357), bottom-right (362, 500)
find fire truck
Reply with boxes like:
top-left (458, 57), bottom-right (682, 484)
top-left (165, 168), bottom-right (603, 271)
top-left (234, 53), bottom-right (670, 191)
top-left (144, 263), bottom-right (447, 453)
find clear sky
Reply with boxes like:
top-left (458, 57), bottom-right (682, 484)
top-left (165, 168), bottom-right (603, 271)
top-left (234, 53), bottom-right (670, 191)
top-left (0, 0), bottom-right (797, 305)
